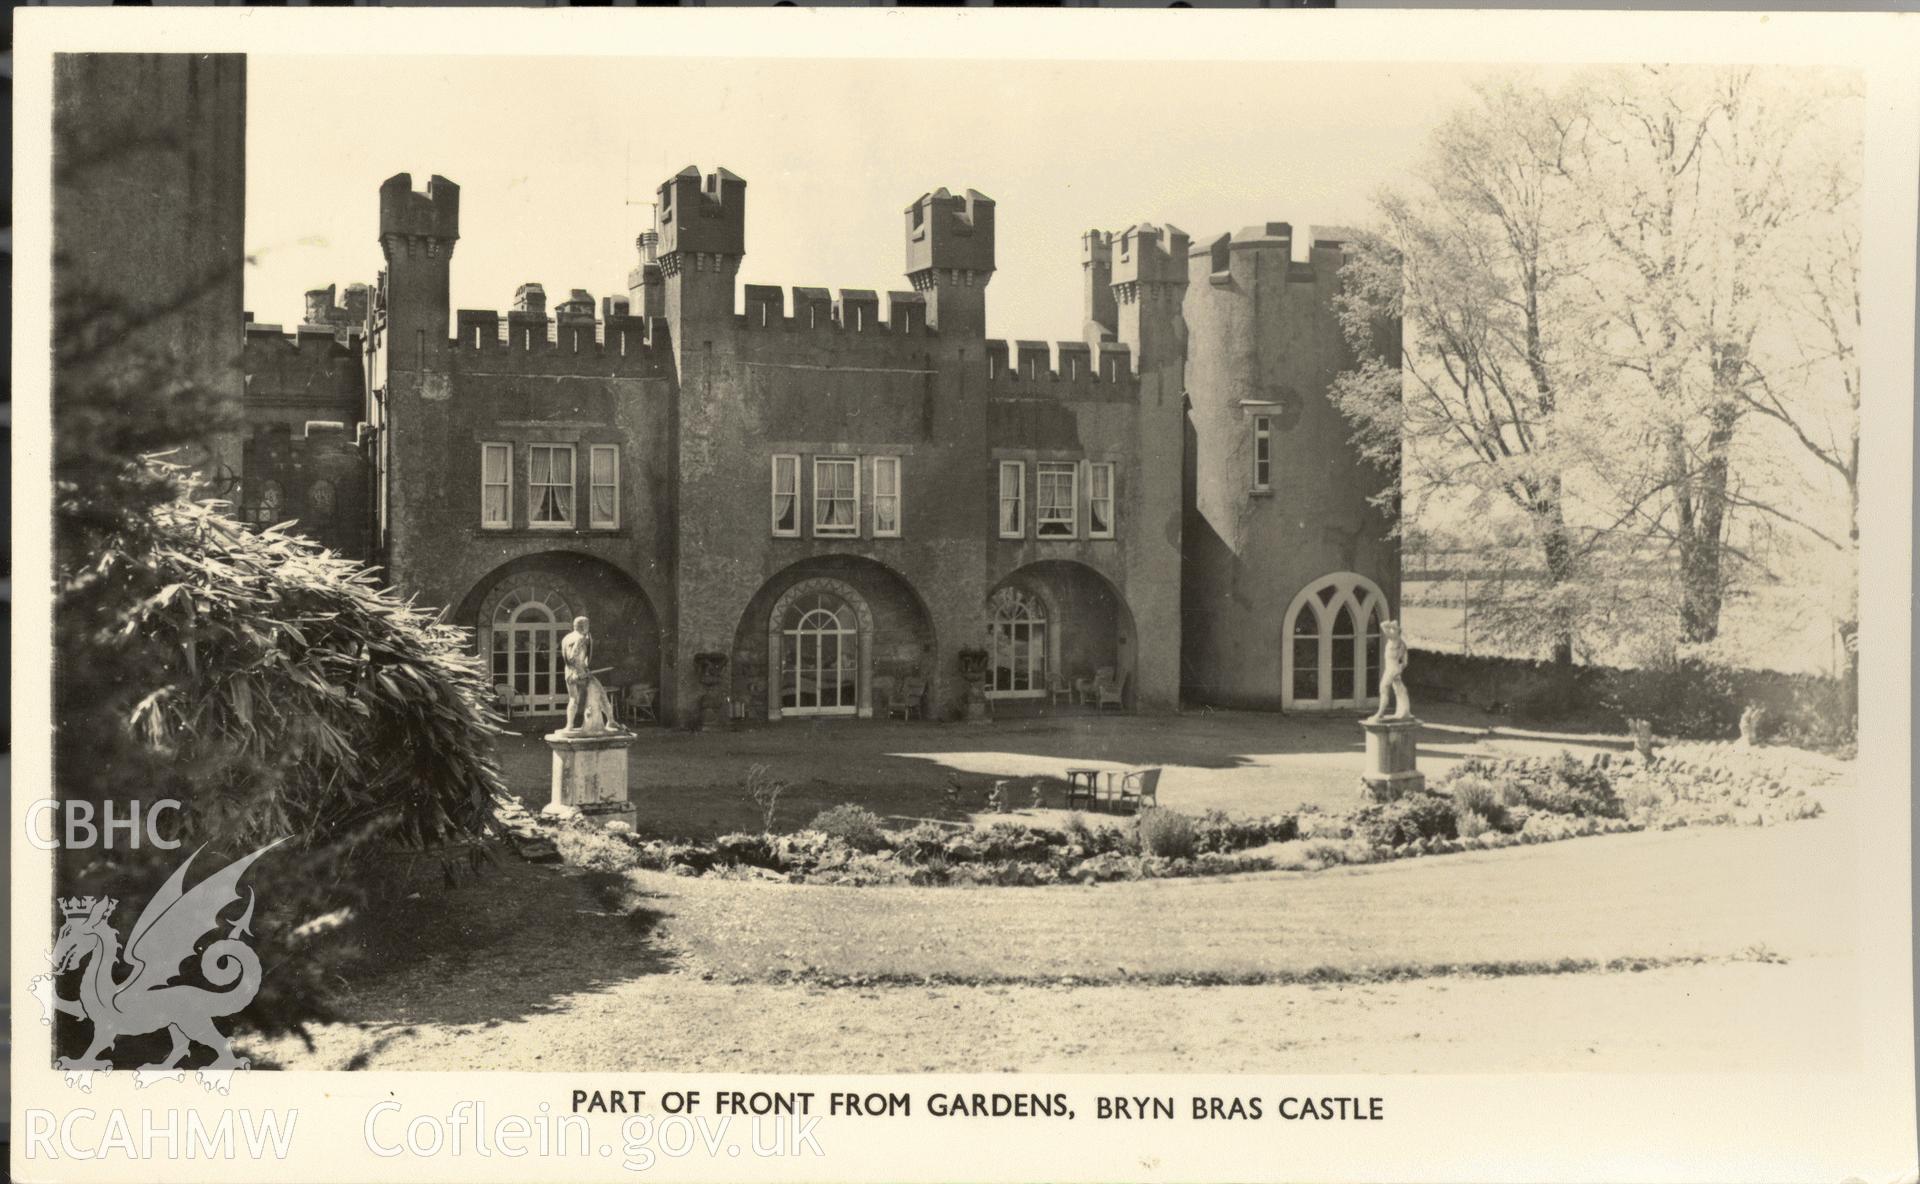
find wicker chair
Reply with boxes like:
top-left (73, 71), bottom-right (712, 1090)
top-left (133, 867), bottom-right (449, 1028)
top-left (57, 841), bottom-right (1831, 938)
top-left (1117, 767), bottom-right (1162, 812)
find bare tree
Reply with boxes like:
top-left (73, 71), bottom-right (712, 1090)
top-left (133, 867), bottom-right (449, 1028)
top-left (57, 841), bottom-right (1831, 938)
top-left (1337, 67), bottom-right (1861, 669)
top-left (1560, 66), bottom-right (1861, 647)
top-left (1332, 77), bottom-right (1607, 666)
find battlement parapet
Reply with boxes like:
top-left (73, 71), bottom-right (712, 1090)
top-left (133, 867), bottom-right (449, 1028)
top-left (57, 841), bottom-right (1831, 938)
top-left (1190, 222), bottom-right (1351, 286)
top-left (379, 173), bottom-right (460, 245)
top-left (1111, 222), bottom-right (1190, 290)
top-left (453, 307), bottom-right (670, 368)
top-left (981, 337), bottom-right (1140, 397)
top-left (243, 318), bottom-right (361, 359)
top-left (734, 284), bottom-right (932, 336)
top-left (905, 187), bottom-right (996, 277)
top-left (658, 165), bottom-right (746, 261)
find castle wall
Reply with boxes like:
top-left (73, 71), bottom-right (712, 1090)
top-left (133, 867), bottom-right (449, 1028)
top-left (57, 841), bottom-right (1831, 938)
top-left (238, 322), bottom-right (373, 559)
top-left (1180, 228), bottom-right (1399, 709)
top-left (665, 287), bottom-right (993, 724)
top-left (362, 167), bottom-right (1384, 727)
top-left (381, 319), bottom-right (678, 701)
top-left (53, 53), bottom-right (247, 487)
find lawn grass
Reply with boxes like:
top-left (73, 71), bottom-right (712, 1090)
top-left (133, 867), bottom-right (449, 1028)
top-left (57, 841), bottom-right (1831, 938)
top-left (618, 812), bottom-right (1853, 983)
top-left (496, 704), bottom-right (1641, 841)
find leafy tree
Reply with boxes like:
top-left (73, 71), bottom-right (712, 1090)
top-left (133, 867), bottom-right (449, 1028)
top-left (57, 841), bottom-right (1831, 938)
top-left (1334, 67), bottom-right (1860, 669)
top-left (1331, 77), bottom-right (1608, 665)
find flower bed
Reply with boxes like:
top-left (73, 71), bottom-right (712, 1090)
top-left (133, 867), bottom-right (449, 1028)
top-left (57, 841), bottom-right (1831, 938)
top-left (532, 746), bottom-right (1830, 887)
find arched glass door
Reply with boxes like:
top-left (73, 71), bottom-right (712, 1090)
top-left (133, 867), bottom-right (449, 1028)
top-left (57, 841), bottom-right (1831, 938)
top-left (1282, 573), bottom-right (1391, 710)
top-left (1291, 606), bottom-right (1321, 702)
top-left (781, 597), bottom-right (857, 716)
top-left (988, 589), bottom-right (1048, 698)
top-left (491, 600), bottom-right (570, 714)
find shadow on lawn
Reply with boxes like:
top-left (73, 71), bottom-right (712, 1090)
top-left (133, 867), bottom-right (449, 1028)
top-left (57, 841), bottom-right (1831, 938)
top-left (313, 850), bottom-right (675, 1028)
top-left (490, 705), bottom-right (1615, 843)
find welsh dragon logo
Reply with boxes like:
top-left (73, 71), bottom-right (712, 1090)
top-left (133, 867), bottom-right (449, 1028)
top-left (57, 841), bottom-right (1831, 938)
top-left (30, 840), bottom-right (282, 1093)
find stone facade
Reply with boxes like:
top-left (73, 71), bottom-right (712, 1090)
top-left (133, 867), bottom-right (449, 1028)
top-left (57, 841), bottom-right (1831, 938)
top-left (54, 53), bottom-right (248, 490)
top-left (237, 288), bottom-right (375, 559)
top-left (254, 165), bottom-right (1398, 726)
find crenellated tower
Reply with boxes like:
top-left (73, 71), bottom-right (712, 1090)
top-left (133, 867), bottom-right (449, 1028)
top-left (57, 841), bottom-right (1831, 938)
top-left (905, 188), bottom-right (995, 338)
top-left (1082, 229), bottom-right (1117, 348)
top-left (377, 173), bottom-right (459, 371)
top-left (656, 166), bottom-right (745, 328)
top-left (1112, 222), bottom-right (1189, 372)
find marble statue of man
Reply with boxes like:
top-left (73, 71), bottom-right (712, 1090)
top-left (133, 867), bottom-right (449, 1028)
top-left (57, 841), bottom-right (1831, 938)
top-left (561, 616), bottom-right (597, 734)
top-left (1366, 619), bottom-right (1414, 722)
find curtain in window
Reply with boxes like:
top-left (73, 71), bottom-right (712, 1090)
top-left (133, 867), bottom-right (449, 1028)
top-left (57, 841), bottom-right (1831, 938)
top-left (874, 458), bottom-right (900, 534)
top-left (1037, 464), bottom-right (1074, 534)
top-left (483, 445), bottom-right (509, 524)
top-left (591, 447), bottom-right (617, 525)
top-left (531, 448), bottom-right (573, 523)
top-left (773, 457), bottom-right (798, 532)
top-left (999, 464), bottom-right (1022, 534)
top-left (817, 461), bottom-right (855, 529)
top-left (1089, 464), bottom-right (1113, 535)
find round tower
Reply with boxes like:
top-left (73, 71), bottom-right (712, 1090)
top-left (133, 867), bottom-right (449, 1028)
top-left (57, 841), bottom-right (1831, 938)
top-left (377, 173), bottom-right (460, 369)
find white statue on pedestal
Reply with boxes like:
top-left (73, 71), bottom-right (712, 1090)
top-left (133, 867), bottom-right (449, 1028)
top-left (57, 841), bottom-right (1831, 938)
top-left (559, 616), bottom-right (625, 736)
top-left (1366, 619), bottom-right (1413, 722)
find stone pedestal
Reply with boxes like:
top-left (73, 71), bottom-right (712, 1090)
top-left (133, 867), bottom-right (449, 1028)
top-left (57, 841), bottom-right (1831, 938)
top-left (544, 730), bottom-right (637, 830)
top-left (1359, 716), bottom-right (1425, 801)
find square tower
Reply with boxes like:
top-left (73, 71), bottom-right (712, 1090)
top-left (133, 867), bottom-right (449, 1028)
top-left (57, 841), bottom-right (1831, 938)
top-left (904, 187), bottom-right (995, 337)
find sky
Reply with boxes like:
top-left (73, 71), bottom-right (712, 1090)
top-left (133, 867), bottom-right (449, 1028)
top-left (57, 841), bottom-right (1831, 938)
top-left (244, 56), bottom-right (1480, 337)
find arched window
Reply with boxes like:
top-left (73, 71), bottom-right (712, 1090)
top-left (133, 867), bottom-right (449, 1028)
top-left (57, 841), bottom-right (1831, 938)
top-left (306, 479), bottom-right (335, 524)
top-left (780, 595), bottom-right (857, 716)
top-left (491, 592), bottom-right (574, 714)
top-left (1291, 606), bottom-right (1321, 702)
top-left (988, 587), bottom-right (1048, 698)
top-left (1329, 605), bottom-right (1357, 700)
top-left (1282, 572), bottom-right (1390, 710)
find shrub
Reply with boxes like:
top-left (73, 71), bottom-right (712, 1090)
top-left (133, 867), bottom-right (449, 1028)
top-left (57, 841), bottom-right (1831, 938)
top-left (1189, 809), bottom-right (1300, 854)
top-left (1062, 812), bottom-right (1096, 848)
top-left (1134, 808), bottom-right (1199, 859)
top-left (977, 821), bottom-right (1064, 863)
top-left (1445, 775), bottom-right (1510, 832)
top-left (1456, 809), bottom-right (1491, 841)
top-left (889, 821), bottom-right (958, 863)
top-left (808, 804), bottom-right (890, 852)
top-left (1532, 752), bottom-right (1622, 818)
top-left (713, 832), bottom-right (782, 867)
top-left (1440, 753), bottom-right (1623, 820)
top-left (1354, 793), bottom-right (1458, 848)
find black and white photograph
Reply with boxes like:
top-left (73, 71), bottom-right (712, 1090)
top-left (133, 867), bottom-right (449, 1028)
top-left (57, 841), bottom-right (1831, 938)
top-left (12, 9), bottom-right (1919, 1182)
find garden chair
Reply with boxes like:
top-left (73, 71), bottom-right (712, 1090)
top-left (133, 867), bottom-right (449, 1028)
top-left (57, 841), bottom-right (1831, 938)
top-left (1074, 675), bottom-right (1096, 705)
top-left (1116, 767), bottom-right (1161, 812)
top-left (903, 677), bottom-right (927, 720)
top-left (1094, 667), bottom-right (1125, 711)
top-left (1047, 672), bottom-right (1075, 705)
top-left (493, 683), bottom-right (516, 719)
top-left (622, 684), bottom-right (657, 725)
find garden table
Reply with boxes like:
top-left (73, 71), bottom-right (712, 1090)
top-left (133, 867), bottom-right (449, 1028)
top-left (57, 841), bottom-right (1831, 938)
top-left (1064, 767), bottom-right (1108, 811)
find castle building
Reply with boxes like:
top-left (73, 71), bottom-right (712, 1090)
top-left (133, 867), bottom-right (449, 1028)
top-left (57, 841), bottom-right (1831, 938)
top-left (238, 283), bottom-right (376, 559)
top-left (247, 167), bottom-right (1398, 727)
